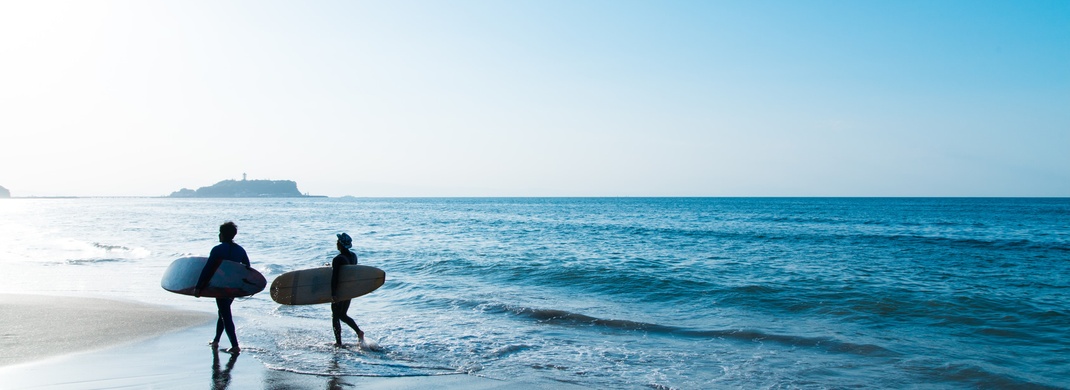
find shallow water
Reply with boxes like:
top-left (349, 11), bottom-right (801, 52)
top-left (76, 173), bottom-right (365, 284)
top-left (2, 197), bottom-right (1067, 388)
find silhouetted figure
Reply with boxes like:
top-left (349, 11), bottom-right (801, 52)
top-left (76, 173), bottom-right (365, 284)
top-left (196, 221), bottom-right (251, 354)
top-left (331, 233), bottom-right (364, 346)
top-left (211, 348), bottom-right (239, 389)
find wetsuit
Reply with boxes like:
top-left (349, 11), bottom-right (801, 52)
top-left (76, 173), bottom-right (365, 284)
top-left (196, 242), bottom-right (250, 349)
top-left (331, 250), bottom-right (362, 344)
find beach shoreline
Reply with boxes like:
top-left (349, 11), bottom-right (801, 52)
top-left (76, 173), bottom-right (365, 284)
top-left (0, 294), bottom-right (522, 389)
top-left (0, 293), bottom-right (215, 367)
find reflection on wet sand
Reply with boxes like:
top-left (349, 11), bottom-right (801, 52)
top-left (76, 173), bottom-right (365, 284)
top-left (212, 349), bottom-right (239, 390)
top-left (327, 352), bottom-right (354, 390)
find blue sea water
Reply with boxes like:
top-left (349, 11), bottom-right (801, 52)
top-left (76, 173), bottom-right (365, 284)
top-left (1, 197), bottom-right (1067, 389)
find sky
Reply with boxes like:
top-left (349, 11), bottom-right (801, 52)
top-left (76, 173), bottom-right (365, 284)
top-left (1, 1), bottom-right (1067, 197)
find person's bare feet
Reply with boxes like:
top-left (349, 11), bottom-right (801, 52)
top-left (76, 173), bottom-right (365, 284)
top-left (223, 347), bottom-right (240, 354)
top-left (209, 341), bottom-right (219, 348)
top-left (356, 329), bottom-right (365, 343)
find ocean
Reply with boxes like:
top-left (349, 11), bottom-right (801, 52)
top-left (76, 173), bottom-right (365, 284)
top-left (1, 197), bottom-right (1067, 389)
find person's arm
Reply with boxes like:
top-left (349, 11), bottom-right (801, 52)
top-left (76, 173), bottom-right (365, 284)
top-left (236, 245), bottom-right (250, 267)
top-left (330, 254), bottom-right (343, 300)
top-left (195, 247), bottom-right (223, 297)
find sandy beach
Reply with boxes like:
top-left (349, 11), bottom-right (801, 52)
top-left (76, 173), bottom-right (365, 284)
top-left (0, 294), bottom-right (524, 389)
top-left (0, 294), bottom-right (214, 367)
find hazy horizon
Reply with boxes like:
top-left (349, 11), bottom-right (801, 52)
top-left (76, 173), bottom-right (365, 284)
top-left (2, 1), bottom-right (1068, 197)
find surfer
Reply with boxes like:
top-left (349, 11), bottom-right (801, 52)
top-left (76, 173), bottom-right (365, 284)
top-left (195, 221), bottom-right (251, 354)
top-left (331, 232), bottom-right (365, 346)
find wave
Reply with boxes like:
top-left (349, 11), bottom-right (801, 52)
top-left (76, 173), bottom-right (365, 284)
top-left (50, 241), bottom-right (152, 265)
top-left (92, 242), bottom-right (132, 251)
top-left (874, 234), bottom-right (1070, 252)
top-left (482, 303), bottom-right (899, 358)
top-left (477, 302), bottom-right (1066, 388)
top-left (64, 258), bottom-right (129, 265)
top-left (742, 230), bottom-right (1070, 254)
top-left (512, 220), bottom-right (1070, 270)
top-left (260, 263), bottom-right (291, 275)
top-left (905, 360), bottom-right (1066, 390)
top-left (549, 204), bottom-right (1070, 253)
top-left (261, 364), bottom-right (463, 378)
top-left (245, 328), bottom-right (471, 379)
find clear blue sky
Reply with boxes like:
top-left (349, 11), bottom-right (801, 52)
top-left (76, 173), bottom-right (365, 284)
top-left (1, 1), bottom-right (1067, 197)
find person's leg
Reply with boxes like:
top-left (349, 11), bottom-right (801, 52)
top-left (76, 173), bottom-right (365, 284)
top-left (335, 300), bottom-right (364, 341)
top-left (211, 317), bottom-right (223, 346)
top-left (211, 298), bottom-right (226, 346)
top-left (216, 297), bottom-right (239, 352)
top-left (331, 302), bottom-right (344, 345)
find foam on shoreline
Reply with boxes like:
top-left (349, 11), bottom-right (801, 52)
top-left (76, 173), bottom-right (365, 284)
top-left (0, 294), bottom-right (523, 389)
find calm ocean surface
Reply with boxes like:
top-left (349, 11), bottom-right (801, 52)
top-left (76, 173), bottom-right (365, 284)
top-left (1, 197), bottom-right (1067, 389)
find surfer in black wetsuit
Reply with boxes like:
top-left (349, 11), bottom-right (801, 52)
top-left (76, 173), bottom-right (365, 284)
top-left (195, 221), bottom-right (250, 354)
top-left (331, 232), bottom-right (364, 346)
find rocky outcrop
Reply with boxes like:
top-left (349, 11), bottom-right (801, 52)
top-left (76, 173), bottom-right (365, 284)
top-left (169, 179), bottom-right (307, 198)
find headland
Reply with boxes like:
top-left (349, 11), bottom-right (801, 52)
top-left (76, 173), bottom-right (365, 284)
top-left (170, 176), bottom-right (323, 198)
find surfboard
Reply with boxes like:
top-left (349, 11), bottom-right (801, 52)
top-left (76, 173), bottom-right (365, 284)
top-left (270, 265), bottom-right (385, 305)
top-left (161, 257), bottom-right (267, 298)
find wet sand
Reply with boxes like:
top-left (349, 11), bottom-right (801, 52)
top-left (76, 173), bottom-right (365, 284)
top-left (0, 295), bottom-right (520, 389)
top-left (0, 294), bottom-right (214, 366)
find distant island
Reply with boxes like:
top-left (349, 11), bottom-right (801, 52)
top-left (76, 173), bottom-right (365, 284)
top-left (170, 175), bottom-right (321, 198)
top-left (0, 185), bottom-right (9, 198)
